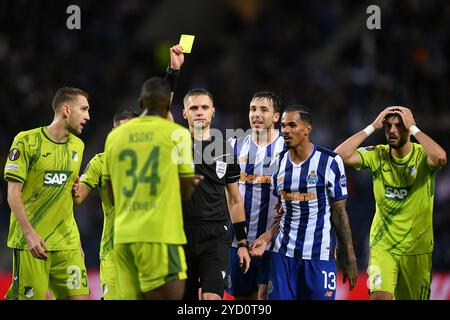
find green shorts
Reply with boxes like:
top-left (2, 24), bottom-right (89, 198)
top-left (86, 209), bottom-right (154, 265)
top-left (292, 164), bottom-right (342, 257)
top-left (115, 242), bottom-right (187, 300)
top-left (368, 246), bottom-right (432, 300)
top-left (5, 249), bottom-right (90, 300)
top-left (100, 252), bottom-right (117, 300)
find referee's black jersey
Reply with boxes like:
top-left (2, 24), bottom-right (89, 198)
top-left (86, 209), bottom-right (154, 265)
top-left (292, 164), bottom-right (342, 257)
top-left (183, 136), bottom-right (240, 224)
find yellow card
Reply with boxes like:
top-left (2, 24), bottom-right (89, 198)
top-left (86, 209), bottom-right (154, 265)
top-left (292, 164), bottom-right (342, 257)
top-left (179, 34), bottom-right (195, 53)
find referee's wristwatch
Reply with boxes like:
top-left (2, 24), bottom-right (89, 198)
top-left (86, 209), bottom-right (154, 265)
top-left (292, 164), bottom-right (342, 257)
top-left (237, 241), bottom-right (249, 249)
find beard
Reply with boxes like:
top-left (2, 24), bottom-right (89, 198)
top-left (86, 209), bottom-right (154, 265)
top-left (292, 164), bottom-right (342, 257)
top-left (283, 139), bottom-right (294, 149)
top-left (388, 135), bottom-right (407, 149)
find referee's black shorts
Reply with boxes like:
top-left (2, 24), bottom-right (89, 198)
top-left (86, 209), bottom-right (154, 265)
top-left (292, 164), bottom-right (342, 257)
top-left (183, 222), bottom-right (232, 299)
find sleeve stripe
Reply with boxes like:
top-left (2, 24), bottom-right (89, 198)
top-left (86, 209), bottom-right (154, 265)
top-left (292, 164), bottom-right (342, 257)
top-left (4, 173), bottom-right (26, 183)
top-left (179, 172), bottom-right (195, 177)
top-left (80, 181), bottom-right (96, 189)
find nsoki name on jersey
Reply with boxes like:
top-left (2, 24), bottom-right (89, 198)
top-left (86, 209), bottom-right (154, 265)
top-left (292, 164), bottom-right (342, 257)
top-left (44, 171), bottom-right (73, 186)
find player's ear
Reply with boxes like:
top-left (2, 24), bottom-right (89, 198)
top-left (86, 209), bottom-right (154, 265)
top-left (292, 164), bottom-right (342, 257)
top-left (273, 112), bottom-right (280, 123)
top-left (182, 109), bottom-right (187, 119)
top-left (305, 124), bottom-right (312, 136)
top-left (62, 104), bottom-right (70, 118)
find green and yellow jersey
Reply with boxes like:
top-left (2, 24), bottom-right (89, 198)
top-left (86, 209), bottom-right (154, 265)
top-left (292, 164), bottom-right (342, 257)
top-left (79, 152), bottom-right (114, 260)
top-left (103, 115), bottom-right (194, 245)
top-left (4, 127), bottom-right (84, 250)
top-left (356, 143), bottom-right (436, 255)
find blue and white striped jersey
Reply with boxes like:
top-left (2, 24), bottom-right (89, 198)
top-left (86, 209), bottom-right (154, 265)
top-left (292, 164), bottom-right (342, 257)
top-left (271, 145), bottom-right (348, 261)
top-left (230, 133), bottom-right (285, 248)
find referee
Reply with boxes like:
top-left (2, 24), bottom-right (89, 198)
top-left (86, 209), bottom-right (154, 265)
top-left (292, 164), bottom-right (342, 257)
top-left (181, 88), bottom-right (251, 300)
top-left (167, 45), bottom-right (251, 300)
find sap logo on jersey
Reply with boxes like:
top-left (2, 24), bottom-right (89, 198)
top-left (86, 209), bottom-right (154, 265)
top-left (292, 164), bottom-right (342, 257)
top-left (44, 171), bottom-right (72, 186)
top-left (385, 186), bottom-right (408, 200)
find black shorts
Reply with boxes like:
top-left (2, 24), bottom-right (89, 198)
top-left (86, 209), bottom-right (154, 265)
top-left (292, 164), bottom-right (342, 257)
top-left (183, 222), bottom-right (232, 299)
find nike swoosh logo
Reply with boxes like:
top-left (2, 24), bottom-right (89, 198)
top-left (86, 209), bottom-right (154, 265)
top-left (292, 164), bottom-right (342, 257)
top-left (212, 153), bottom-right (230, 161)
top-left (382, 168), bottom-right (392, 172)
top-left (42, 153), bottom-right (51, 157)
top-left (13, 276), bottom-right (18, 281)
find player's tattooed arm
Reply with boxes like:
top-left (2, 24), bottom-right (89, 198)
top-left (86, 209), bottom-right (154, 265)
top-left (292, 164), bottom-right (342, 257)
top-left (331, 198), bottom-right (358, 291)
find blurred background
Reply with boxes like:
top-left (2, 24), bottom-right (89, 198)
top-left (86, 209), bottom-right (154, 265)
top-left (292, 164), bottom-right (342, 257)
top-left (0, 0), bottom-right (449, 299)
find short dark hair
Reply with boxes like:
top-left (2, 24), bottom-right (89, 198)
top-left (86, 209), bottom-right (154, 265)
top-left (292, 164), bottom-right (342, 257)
top-left (113, 110), bottom-right (138, 127)
top-left (283, 105), bottom-right (312, 124)
top-left (183, 88), bottom-right (214, 106)
top-left (385, 112), bottom-right (402, 122)
top-left (52, 87), bottom-right (89, 111)
top-left (140, 77), bottom-right (171, 112)
top-left (251, 91), bottom-right (281, 113)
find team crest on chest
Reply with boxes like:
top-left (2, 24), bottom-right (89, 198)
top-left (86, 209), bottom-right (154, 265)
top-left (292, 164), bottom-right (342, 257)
top-left (72, 151), bottom-right (78, 161)
top-left (406, 164), bottom-right (417, 176)
top-left (307, 170), bottom-right (318, 185)
top-left (216, 160), bottom-right (227, 179)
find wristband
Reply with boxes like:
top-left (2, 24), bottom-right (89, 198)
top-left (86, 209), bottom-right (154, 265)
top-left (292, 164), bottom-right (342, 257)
top-left (237, 241), bottom-right (249, 249)
top-left (363, 125), bottom-right (375, 136)
top-left (165, 66), bottom-right (180, 92)
top-left (233, 221), bottom-right (247, 241)
top-left (166, 66), bottom-right (180, 75)
top-left (409, 125), bottom-right (421, 137)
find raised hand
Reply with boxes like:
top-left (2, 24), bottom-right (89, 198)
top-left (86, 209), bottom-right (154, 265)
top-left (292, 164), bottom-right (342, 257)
top-left (371, 106), bottom-right (399, 130)
top-left (393, 106), bottom-right (416, 129)
top-left (169, 45), bottom-right (184, 70)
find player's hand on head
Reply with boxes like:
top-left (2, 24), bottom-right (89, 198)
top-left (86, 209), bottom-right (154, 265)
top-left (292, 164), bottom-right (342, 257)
top-left (393, 106), bottom-right (416, 129)
top-left (170, 45), bottom-right (184, 70)
top-left (26, 230), bottom-right (49, 260)
top-left (372, 106), bottom-right (398, 129)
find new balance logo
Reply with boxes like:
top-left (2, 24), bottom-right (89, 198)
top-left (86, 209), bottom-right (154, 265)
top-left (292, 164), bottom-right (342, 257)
top-left (44, 171), bottom-right (72, 186)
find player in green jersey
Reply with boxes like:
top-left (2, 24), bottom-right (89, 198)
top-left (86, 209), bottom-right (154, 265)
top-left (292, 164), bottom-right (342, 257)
top-left (103, 77), bottom-right (198, 300)
top-left (335, 106), bottom-right (447, 300)
top-left (73, 110), bottom-right (138, 300)
top-left (3, 87), bottom-right (91, 300)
